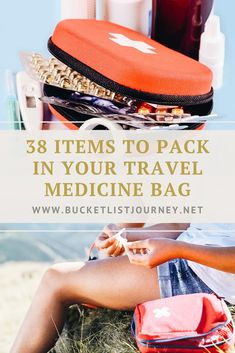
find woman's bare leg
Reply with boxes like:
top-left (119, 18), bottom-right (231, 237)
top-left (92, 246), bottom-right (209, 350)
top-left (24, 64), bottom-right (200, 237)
top-left (10, 256), bottom-right (160, 353)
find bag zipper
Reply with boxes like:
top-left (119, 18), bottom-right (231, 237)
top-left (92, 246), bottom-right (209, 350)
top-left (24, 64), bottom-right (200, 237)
top-left (131, 315), bottom-right (232, 347)
top-left (48, 38), bottom-right (213, 107)
top-left (136, 339), bottom-right (232, 350)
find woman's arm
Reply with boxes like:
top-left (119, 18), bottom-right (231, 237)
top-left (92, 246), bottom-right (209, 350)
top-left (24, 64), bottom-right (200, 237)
top-left (117, 223), bottom-right (145, 229)
top-left (127, 238), bottom-right (235, 274)
top-left (126, 223), bottom-right (190, 242)
top-left (179, 242), bottom-right (235, 274)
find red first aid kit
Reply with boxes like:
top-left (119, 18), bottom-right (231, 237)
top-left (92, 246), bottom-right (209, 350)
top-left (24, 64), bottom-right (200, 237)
top-left (45, 19), bottom-right (214, 130)
top-left (131, 293), bottom-right (234, 353)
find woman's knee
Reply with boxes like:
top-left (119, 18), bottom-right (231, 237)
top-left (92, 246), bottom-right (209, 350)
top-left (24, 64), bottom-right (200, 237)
top-left (40, 262), bottom-right (84, 299)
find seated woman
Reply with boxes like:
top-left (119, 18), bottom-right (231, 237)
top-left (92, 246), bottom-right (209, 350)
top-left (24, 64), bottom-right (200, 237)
top-left (10, 223), bottom-right (235, 353)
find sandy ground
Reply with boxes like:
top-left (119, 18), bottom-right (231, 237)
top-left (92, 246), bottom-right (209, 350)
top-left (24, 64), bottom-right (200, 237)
top-left (0, 262), bottom-right (49, 353)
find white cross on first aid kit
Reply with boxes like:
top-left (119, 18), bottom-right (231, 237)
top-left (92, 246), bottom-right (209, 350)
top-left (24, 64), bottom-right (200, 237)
top-left (153, 307), bottom-right (171, 319)
top-left (109, 33), bottom-right (157, 54)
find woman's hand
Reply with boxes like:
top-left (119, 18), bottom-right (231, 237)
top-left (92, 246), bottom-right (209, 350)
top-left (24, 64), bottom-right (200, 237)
top-left (127, 238), bottom-right (182, 268)
top-left (95, 224), bottom-right (126, 257)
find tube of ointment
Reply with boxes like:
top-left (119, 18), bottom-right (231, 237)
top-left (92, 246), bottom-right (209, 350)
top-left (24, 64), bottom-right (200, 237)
top-left (112, 228), bottom-right (146, 258)
top-left (5, 70), bottom-right (22, 130)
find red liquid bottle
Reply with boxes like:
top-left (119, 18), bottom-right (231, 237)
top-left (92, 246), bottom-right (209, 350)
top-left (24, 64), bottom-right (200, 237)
top-left (151, 0), bottom-right (214, 60)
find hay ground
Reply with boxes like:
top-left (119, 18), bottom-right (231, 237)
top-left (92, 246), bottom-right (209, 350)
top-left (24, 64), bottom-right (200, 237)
top-left (51, 306), bottom-right (138, 353)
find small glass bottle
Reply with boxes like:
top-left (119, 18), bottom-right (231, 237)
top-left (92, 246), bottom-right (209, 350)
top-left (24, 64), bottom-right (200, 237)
top-left (151, 0), bottom-right (214, 60)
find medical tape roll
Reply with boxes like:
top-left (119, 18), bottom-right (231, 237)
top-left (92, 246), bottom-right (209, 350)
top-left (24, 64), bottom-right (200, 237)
top-left (79, 118), bottom-right (123, 131)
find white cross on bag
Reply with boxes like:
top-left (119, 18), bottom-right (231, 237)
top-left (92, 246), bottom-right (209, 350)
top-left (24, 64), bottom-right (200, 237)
top-left (153, 307), bottom-right (171, 319)
top-left (109, 33), bottom-right (157, 54)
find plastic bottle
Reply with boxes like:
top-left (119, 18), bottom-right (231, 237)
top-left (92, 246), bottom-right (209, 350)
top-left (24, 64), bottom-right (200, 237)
top-left (102, 0), bottom-right (152, 37)
top-left (199, 15), bottom-right (225, 89)
top-left (61, 0), bottom-right (96, 20)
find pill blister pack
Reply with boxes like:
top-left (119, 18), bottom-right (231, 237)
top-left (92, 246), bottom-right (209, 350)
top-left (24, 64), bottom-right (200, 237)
top-left (41, 95), bottom-right (157, 130)
top-left (21, 52), bottom-right (132, 104)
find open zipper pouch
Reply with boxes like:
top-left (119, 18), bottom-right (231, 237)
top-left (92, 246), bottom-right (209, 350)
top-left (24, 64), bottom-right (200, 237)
top-left (131, 293), bottom-right (234, 353)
